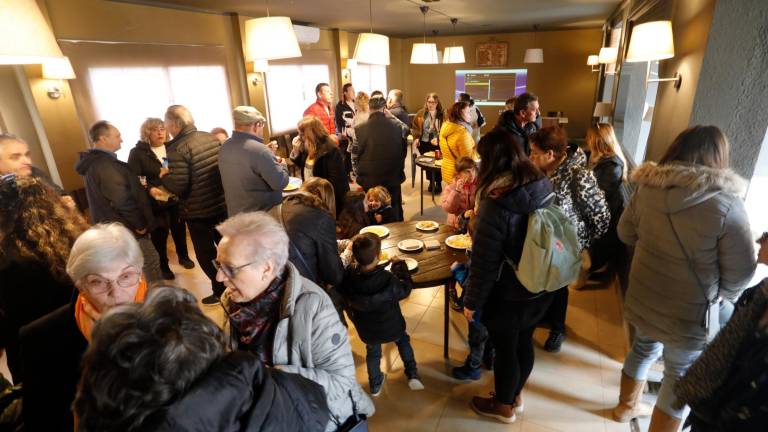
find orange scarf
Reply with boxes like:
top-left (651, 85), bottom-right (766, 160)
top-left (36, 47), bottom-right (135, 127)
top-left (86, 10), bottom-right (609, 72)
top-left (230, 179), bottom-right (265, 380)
top-left (74, 278), bottom-right (148, 342)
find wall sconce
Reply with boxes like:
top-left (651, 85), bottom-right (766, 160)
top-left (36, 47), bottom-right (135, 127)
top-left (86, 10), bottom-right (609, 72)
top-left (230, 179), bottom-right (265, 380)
top-left (587, 55), bottom-right (599, 72)
top-left (246, 59), bottom-right (268, 86)
top-left (626, 20), bottom-right (681, 89)
top-left (42, 56), bottom-right (75, 99)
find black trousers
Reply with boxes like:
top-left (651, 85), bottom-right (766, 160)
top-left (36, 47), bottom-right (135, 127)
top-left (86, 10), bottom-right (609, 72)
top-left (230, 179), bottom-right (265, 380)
top-left (484, 292), bottom-right (554, 404)
top-left (542, 286), bottom-right (569, 334)
top-left (150, 204), bottom-right (190, 266)
top-left (187, 214), bottom-right (226, 296)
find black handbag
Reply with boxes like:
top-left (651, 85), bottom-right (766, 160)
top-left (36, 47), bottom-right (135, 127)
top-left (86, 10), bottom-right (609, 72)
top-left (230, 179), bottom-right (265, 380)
top-left (331, 390), bottom-right (368, 432)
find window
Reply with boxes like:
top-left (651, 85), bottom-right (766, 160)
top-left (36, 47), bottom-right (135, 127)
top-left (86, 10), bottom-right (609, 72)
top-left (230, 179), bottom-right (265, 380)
top-left (744, 128), bottom-right (768, 284)
top-left (88, 65), bottom-right (232, 161)
top-left (265, 64), bottom-right (331, 134)
top-left (352, 63), bottom-right (387, 97)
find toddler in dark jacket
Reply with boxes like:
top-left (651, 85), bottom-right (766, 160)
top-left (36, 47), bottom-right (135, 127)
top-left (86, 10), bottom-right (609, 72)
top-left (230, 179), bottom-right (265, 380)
top-left (338, 233), bottom-right (424, 396)
top-left (365, 186), bottom-right (397, 225)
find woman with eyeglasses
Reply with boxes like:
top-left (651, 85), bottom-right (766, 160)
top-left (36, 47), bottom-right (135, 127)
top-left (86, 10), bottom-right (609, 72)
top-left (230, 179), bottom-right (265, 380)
top-left (214, 212), bottom-right (373, 431)
top-left (0, 175), bottom-right (88, 385)
top-left (411, 93), bottom-right (445, 191)
top-left (19, 223), bottom-right (149, 432)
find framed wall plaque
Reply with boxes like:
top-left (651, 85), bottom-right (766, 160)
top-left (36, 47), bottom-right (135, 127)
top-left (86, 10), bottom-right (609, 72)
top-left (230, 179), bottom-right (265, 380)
top-left (476, 42), bottom-right (508, 67)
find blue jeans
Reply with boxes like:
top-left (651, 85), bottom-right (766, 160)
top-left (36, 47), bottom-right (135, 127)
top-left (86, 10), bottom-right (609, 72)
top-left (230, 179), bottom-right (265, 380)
top-left (622, 327), bottom-right (703, 419)
top-left (366, 332), bottom-right (418, 386)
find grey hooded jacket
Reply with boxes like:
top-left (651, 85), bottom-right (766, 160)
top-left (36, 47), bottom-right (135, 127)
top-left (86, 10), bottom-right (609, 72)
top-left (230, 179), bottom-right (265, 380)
top-left (619, 162), bottom-right (755, 350)
top-left (271, 263), bottom-right (374, 430)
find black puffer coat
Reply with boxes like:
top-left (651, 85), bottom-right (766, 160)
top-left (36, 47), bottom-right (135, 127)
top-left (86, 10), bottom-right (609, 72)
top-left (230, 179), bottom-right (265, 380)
top-left (142, 351), bottom-right (330, 431)
top-left (338, 261), bottom-right (413, 345)
top-left (75, 149), bottom-right (155, 232)
top-left (161, 125), bottom-right (226, 219)
top-left (591, 155), bottom-right (626, 223)
top-left (465, 176), bottom-right (554, 310)
top-left (280, 196), bottom-right (344, 288)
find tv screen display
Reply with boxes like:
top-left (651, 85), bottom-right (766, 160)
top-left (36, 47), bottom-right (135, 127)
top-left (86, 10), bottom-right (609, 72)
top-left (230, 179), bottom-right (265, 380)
top-left (454, 69), bottom-right (528, 106)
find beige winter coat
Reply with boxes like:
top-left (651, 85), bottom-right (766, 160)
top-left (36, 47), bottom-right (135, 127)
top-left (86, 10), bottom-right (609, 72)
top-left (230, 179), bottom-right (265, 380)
top-left (618, 162), bottom-right (755, 350)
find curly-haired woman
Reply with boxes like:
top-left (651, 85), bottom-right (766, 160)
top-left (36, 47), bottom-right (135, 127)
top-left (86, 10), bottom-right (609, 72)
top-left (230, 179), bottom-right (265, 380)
top-left (0, 175), bottom-right (88, 384)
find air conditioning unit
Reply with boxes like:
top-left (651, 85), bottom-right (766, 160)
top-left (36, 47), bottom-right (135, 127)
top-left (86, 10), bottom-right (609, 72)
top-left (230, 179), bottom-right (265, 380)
top-left (293, 24), bottom-right (321, 44)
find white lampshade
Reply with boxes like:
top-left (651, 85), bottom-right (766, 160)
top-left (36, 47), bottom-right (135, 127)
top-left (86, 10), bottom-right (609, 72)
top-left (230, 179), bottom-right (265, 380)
top-left (0, 0), bottom-right (64, 64)
top-left (587, 55), bottom-right (599, 66)
top-left (626, 20), bottom-right (675, 62)
top-left (443, 46), bottom-right (466, 64)
top-left (410, 43), bottom-right (439, 64)
top-left (353, 33), bottom-right (390, 65)
top-left (345, 58), bottom-right (357, 69)
top-left (253, 58), bottom-right (269, 72)
top-left (244, 17), bottom-right (302, 60)
top-left (42, 56), bottom-right (75, 79)
top-left (593, 102), bottom-right (613, 117)
top-left (524, 48), bottom-right (544, 64)
top-left (598, 47), bottom-right (618, 64)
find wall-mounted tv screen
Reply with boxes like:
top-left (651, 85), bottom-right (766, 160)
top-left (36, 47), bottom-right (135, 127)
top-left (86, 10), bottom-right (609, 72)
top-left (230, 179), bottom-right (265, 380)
top-left (455, 69), bottom-right (528, 106)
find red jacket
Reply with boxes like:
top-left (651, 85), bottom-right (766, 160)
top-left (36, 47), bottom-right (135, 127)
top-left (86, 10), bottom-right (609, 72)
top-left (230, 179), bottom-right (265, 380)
top-left (303, 100), bottom-right (336, 135)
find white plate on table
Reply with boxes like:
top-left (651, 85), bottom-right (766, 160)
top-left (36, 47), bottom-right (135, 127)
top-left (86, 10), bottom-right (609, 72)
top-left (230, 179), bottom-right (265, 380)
top-left (386, 257), bottom-right (418, 272)
top-left (283, 177), bottom-right (302, 191)
top-left (360, 225), bottom-right (389, 238)
top-left (423, 151), bottom-right (435, 157)
top-left (398, 239), bottom-right (424, 252)
top-left (445, 234), bottom-right (472, 250)
top-left (378, 250), bottom-right (390, 266)
top-left (415, 220), bottom-right (439, 231)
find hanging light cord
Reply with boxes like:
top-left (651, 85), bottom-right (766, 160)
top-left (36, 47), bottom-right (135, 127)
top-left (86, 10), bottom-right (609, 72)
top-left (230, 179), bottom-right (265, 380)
top-left (265, 0), bottom-right (270, 17)
top-left (420, 6), bottom-right (429, 43)
top-left (369, 0), bottom-right (373, 33)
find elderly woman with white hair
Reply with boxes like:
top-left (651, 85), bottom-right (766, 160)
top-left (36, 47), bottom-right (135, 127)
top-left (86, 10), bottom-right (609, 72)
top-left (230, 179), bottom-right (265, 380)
top-left (215, 212), bottom-right (374, 431)
top-left (19, 223), bottom-right (150, 432)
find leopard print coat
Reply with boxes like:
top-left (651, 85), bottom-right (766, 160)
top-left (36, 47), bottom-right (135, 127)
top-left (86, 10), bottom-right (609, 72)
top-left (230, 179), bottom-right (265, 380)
top-left (549, 144), bottom-right (610, 249)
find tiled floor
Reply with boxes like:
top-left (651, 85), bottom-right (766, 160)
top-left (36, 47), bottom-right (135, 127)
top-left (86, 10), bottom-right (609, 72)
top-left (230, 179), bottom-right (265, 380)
top-left (0, 160), bottom-right (642, 431)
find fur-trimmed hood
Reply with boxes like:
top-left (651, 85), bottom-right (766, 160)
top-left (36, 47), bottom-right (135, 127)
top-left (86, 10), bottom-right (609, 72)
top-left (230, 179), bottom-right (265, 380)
top-left (631, 162), bottom-right (748, 213)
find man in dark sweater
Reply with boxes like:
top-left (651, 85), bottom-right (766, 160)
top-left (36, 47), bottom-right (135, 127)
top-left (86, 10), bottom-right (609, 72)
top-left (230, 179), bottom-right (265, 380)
top-left (75, 121), bottom-right (162, 283)
top-left (338, 233), bottom-right (423, 396)
top-left (496, 92), bottom-right (540, 155)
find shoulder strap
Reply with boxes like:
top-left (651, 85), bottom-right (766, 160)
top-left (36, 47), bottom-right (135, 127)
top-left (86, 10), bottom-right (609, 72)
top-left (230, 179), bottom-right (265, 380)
top-left (666, 212), bottom-right (715, 303)
top-left (275, 203), bottom-right (317, 282)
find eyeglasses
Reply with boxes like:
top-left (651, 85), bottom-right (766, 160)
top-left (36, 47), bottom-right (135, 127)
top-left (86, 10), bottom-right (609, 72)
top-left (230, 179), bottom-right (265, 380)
top-left (83, 270), bottom-right (141, 294)
top-left (212, 259), bottom-right (259, 280)
top-left (426, 100), bottom-right (437, 104)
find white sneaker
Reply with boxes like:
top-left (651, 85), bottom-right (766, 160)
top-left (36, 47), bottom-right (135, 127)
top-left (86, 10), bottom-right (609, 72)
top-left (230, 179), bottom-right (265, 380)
top-left (408, 378), bottom-right (425, 391)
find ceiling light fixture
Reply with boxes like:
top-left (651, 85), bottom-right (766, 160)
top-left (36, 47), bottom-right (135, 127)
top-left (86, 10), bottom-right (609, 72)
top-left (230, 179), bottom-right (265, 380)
top-left (353, 0), bottom-right (390, 65)
top-left (626, 20), bottom-right (681, 89)
top-left (410, 6), bottom-right (438, 64)
top-left (442, 18), bottom-right (465, 64)
top-left (244, 0), bottom-right (301, 60)
top-left (524, 24), bottom-right (544, 64)
top-left (0, 0), bottom-right (64, 65)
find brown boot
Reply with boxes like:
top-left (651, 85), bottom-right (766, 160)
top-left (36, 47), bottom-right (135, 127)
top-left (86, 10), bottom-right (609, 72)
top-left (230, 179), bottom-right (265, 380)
top-left (471, 393), bottom-right (516, 424)
top-left (611, 371), bottom-right (653, 422)
top-left (648, 407), bottom-right (682, 432)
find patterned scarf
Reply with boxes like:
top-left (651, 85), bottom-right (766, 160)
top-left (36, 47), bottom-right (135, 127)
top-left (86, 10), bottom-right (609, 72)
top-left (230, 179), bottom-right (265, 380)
top-left (225, 273), bottom-right (286, 365)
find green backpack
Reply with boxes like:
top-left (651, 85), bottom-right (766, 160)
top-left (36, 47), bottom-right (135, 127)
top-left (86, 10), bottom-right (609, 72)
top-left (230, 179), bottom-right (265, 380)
top-left (506, 193), bottom-right (582, 293)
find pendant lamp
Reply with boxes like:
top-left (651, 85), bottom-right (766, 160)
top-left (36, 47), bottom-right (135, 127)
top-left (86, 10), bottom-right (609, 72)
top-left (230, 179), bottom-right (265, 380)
top-left (244, 1), bottom-right (301, 60)
top-left (410, 6), bottom-right (438, 64)
top-left (353, 0), bottom-right (390, 65)
top-left (0, 0), bottom-right (64, 64)
top-left (442, 18), bottom-right (465, 64)
top-left (523, 25), bottom-right (544, 64)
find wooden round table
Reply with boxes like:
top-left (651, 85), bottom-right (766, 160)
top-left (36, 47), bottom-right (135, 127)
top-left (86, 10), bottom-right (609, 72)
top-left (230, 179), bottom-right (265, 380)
top-left (379, 220), bottom-right (469, 358)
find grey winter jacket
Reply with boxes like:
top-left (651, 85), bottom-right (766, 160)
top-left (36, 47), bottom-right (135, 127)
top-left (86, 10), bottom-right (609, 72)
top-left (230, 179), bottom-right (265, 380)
top-left (619, 162), bottom-right (755, 350)
top-left (161, 125), bottom-right (226, 219)
top-left (219, 131), bottom-right (289, 215)
top-left (272, 263), bottom-right (374, 430)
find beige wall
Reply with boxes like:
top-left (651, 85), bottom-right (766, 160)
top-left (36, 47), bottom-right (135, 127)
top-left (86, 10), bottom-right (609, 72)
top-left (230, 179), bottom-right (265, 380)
top-left (396, 29), bottom-right (603, 139)
top-left (26, 0), bottom-right (250, 190)
top-left (644, 0), bottom-right (716, 162)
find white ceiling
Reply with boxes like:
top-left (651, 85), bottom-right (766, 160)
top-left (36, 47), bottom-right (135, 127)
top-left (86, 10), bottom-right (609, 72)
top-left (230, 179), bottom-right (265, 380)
top-left (115, 0), bottom-right (620, 37)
